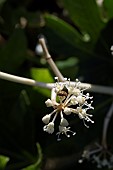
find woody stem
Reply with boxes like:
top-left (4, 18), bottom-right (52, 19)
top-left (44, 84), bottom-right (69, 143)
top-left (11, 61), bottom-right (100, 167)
top-left (39, 38), bottom-right (64, 82)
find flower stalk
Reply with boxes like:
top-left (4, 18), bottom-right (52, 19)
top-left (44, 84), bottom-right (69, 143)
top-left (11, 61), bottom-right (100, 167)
top-left (101, 102), bottom-right (113, 149)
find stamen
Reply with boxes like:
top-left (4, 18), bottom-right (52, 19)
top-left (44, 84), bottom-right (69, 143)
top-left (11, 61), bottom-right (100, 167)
top-left (56, 126), bottom-right (76, 141)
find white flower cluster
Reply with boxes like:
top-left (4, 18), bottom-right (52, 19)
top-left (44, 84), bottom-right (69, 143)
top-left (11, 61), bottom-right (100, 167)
top-left (42, 77), bottom-right (94, 140)
top-left (79, 143), bottom-right (113, 169)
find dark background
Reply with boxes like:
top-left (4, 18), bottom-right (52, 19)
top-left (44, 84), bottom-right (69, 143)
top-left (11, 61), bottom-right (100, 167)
top-left (0, 0), bottom-right (113, 169)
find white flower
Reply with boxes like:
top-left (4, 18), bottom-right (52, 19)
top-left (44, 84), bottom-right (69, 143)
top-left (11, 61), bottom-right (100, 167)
top-left (43, 122), bottom-right (54, 134)
top-left (73, 89), bottom-right (81, 96)
top-left (69, 96), bottom-right (78, 105)
top-left (60, 118), bottom-right (69, 126)
top-left (54, 77), bottom-right (65, 92)
top-left (42, 114), bottom-right (51, 124)
top-left (63, 107), bottom-right (72, 115)
top-left (66, 79), bottom-right (81, 96)
top-left (76, 95), bottom-right (85, 105)
top-left (102, 158), bottom-right (109, 166)
top-left (45, 99), bottom-right (53, 107)
top-left (67, 86), bottom-right (81, 96)
top-left (76, 107), bottom-right (94, 125)
top-left (92, 155), bottom-right (101, 164)
top-left (56, 126), bottom-right (76, 141)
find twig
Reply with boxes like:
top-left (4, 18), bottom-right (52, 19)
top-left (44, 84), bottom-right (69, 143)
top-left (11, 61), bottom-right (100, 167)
top-left (101, 102), bottom-right (113, 148)
top-left (0, 71), bottom-right (113, 96)
top-left (0, 71), bottom-right (52, 89)
top-left (88, 84), bottom-right (113, 95)
top-left (38, 37), bottom-right (113, 96)
top-left (39, 38), bottom-right (64, 81)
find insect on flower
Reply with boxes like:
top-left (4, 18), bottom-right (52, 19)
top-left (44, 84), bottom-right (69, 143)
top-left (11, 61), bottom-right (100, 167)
top-left (57, 89), bottom-right (68, 98)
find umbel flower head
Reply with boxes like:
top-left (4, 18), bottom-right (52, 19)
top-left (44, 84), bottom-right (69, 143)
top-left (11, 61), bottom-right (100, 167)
top-left (42, 77), bottom-right (94, 141)
top-left (79, 143), bottom-right (113, 169)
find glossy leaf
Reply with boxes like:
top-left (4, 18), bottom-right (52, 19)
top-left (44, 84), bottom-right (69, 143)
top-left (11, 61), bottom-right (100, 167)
top-left (31, 68), bottom-right (54, 97)
top-left (44, 14), bottom-right (95, 56)
top-left (62, 0), bottom-right (105, 43)
top-left (44, 14), bottom-right (84, 46)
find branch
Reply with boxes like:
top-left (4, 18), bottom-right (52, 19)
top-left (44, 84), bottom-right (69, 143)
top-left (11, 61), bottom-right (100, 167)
top-left (101, 102), bottom-right (113, 148)
top-left (39, 37), bottom-right (64, 82)
top-left (0, 71), bottom-right (52, 89)
top-left (38, 37), bottom-right (113, 96)
top-left (0, 71), bottom-right (113, 96)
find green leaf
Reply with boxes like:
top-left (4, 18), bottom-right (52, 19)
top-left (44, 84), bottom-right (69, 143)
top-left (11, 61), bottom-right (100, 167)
top-left (0, 0), bottom-right (6, 5)
top-left (44, 14), bottom-right (84, 47)
top-left (0, 155), bottom-right (9, 169)
top-left (22, 143), bottom-right (42, 170)
top-left (0, 28), bottom-right (27, 73)
top-left (103, 0), bottom-right (113, 19)
top-left (44, 14), bottom-right (97, 56)
top-left (62, 0), bottom-right (105, 43)
top-left (56, 57), bottom-right (78, 69)
top-left (30, 68), bottom-right (54, 97)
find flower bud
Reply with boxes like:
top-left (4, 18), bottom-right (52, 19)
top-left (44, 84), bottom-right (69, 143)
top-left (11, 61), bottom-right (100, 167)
top-left (60, 118), bottom-right (69, 126)
top-left (42, 114), bottom-right (51, 124)
top-left (64, 107), bottom-right (71, 115)
top-left (45, 99), bottom-right (53, 107)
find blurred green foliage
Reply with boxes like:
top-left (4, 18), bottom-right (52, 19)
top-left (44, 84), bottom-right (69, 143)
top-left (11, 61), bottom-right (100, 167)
top-left (0, 0), bottom-right (113, 169)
